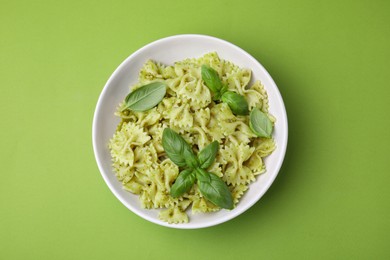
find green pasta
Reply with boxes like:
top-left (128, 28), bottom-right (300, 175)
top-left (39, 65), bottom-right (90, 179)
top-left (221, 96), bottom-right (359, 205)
top-left (109, 52), bottom-right (276, 224)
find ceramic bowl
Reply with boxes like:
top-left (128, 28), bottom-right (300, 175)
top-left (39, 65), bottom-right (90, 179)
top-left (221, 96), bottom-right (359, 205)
top-left (92, 34), bottom-right (288, 229)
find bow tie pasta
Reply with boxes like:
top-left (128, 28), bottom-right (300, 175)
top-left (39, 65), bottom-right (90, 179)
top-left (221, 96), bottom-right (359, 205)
top-left (109, 52), bottom-right (276, 224)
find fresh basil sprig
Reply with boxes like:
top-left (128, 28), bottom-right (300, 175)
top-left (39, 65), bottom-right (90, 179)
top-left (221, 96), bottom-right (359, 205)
top-left (162, 128), bottom-right (233, 210)
top-left (249, 107), bottom-right (273, 138)
top-left (121, 81), bottom-right (166, 112)
top-left (201, 65), bottom-right (249, 115)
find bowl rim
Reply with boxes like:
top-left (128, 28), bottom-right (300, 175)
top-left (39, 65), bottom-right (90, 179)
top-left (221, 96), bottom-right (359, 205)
top-left (92, 34), bottom-right (288, 229)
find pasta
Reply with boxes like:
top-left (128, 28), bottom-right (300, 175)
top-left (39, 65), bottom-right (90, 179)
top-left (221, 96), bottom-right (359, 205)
top-left (109, 52), bottom-right (276, 223)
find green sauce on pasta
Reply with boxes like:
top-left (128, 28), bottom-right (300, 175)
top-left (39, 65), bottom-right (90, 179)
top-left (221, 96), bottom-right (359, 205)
top-left (109, 52), bottom-right (276, 224)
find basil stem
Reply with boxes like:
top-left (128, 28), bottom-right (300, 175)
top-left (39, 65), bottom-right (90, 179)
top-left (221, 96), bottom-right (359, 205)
top-left (249, 107), bottom-right (273, 138)
top-left (122, 81), bottom-right (166, 112)
top-left (196, 169), bottom-right (234, 210)
top-left (170, 169), bottom-right (196, 198)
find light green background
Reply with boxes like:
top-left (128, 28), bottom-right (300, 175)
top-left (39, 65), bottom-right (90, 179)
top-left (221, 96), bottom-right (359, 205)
top-left (1, 0), bottom-right (389, 259)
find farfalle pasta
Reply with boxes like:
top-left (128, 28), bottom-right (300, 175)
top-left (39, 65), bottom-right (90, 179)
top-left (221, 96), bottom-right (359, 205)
top-left (109, 52), bottom-right (276, 224)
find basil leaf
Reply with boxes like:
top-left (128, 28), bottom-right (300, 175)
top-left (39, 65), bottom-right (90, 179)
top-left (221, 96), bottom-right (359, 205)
top-left (196, 169), bottom-right (233, 210)
top-left (195, 168), bottom-right (211, 183)
top-left (213, 85), bottom-right (228, 101)
top-left (249, 107), bottom-right (273, 138)
top-left (201, 65), bottom-right (223, 94)
top-left (198, 141), bottom-right (219, 169)
top-left (162, 129), bottom-right (232, 208)
top-left (170, 169), bottom-right (196, 198)
top-left (162, 128), bottom-right (189, 167)
top-left (183, 147), bottom-right (199, 168)
top-left (122, 81), bottom-right (166, 112)
top-left (221, 91), bottom-right (249, 115)
top-left (220, 85), bottom-right (229, 95)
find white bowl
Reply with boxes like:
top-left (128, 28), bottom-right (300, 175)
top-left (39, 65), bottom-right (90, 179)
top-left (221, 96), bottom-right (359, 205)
top-left (92, 34), bottom-right (288, 229)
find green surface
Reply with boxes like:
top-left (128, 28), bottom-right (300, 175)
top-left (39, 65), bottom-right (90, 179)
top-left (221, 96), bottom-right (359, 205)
top-left (1, 0), bottom-right (389, 259)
